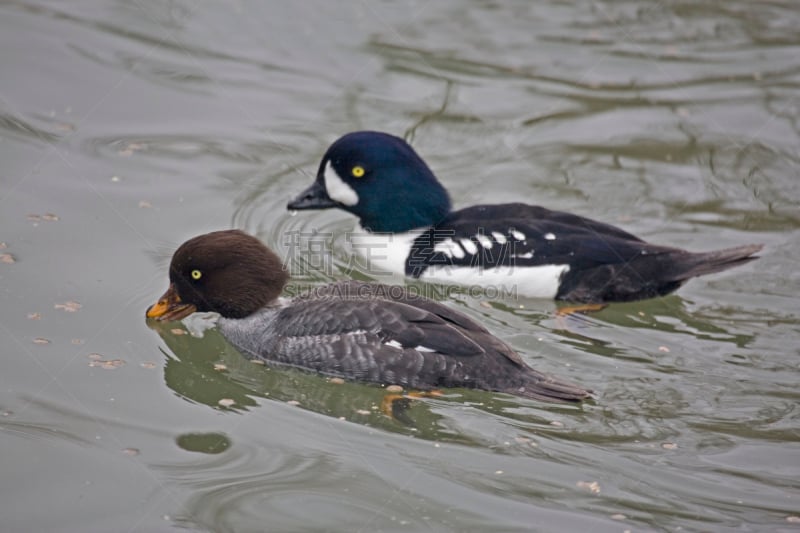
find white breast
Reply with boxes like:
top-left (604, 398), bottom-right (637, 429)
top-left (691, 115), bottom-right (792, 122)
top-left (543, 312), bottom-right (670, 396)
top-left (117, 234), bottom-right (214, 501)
top-left (348, 229), bottom-right (423, 277)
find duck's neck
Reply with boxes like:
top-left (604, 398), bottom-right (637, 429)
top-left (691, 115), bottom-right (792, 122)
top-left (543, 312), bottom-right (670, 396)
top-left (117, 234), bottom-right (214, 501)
top-left (358, 183), bottom-right (452, 233)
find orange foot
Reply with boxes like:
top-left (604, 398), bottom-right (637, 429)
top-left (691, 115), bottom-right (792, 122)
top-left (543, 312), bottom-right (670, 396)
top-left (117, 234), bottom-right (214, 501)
top-left (380, 390), bottom-right (444, 421)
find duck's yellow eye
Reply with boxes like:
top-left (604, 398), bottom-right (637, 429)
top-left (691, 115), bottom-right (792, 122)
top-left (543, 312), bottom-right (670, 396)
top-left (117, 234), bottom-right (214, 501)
top-left (191, 269), bottom-right (202, 280)
top-left (351, 165), bottom-right (365, 178)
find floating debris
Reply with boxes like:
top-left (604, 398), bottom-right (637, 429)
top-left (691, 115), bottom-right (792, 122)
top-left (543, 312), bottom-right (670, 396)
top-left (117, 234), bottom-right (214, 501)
top-left (110, 175), bottom-right (121, 182)
top-left (661, 442), bottom-right (678, 450)
top-left (286, 400), bottom-right (300, 406)
top-left (479, 301), bottom-right (492, 309)
top-left (89, 359), bottom-right (126, 370)
top-left (355, 409), bottom-right (370, 415)
top-left (140, 362), bottom-right (157, 369)
top-left (213, 364), bottom-right (227, 371)
top-left (217, 398), bottom-right (235, 408)
top-left (494, 470), bottom-right (504, 475)
top-left (385, 385), bottom-right (403, 393)
top-left (610, 514), bottom-right (627, 521)
top-left (33, 338), bottom-right (50, 345)
top-left (54, 301), bottom-right (82, 312)
top-left (122, 448), bottom-right (140, 456)
top-left (138, 200), bottom-right (152, 209)
top-left (169, 328), bottom-right (186, 336)
top-left (88, 353), bottom-right (103, 360)
top-left (658, 346), bottom-right (670, 353)
top-left (41, 213), bottom-right (59, 221)
top-left (329, 377), bottom-right (345, 385)
top-left (71, 339), bottom-right (85, 345)
top-left (576, 480), bottom-right (601, 494)
top-left (27, 312), bottom-right (41, 320)
top-left (250, 359), bottom-right (265, 365)
top-left (549, 420), bottom-right (564, 427)
top-left (0, 253), bottom-right (14, 264)
top-left (787, 516), bottom-right (800, 523)
top-left (118, 142), bottom-right (146, 156)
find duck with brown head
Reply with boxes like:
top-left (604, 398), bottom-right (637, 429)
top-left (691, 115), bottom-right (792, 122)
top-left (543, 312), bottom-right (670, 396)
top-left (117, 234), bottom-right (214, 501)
top-left (147, 230), bottom-right (591, 403)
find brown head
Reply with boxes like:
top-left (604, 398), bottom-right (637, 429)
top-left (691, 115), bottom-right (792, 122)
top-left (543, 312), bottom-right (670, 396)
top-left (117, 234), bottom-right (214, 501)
top-left (146, 230), bottom-right (289, 321)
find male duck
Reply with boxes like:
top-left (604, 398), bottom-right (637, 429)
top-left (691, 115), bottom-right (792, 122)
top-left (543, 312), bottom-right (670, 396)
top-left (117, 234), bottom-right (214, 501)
top-left (288, 131), bottom-right (763, 303)
top-left (146, 230), bottom-right (590, 403)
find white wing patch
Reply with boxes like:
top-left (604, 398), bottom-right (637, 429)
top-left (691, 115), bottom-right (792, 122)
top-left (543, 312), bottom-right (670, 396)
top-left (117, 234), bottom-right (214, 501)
top-left (384, 340), bottom-right (436, 353)
top-left (475, 234), bottom-right (493, 249)
top-left (323, 160), bottom-right (359, 206)
top-left (434, 238), bottom-right (458, 258)
top-left (460, 239), bottom-right (478, 255)
top-left (492, 231), bottom-right (507, 244)
top-left (510, 229), bottom-right (526, 241)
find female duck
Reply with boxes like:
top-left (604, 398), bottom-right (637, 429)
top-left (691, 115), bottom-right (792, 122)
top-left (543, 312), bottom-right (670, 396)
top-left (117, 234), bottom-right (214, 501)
top-left (146, 230), bottom-right (591, 403)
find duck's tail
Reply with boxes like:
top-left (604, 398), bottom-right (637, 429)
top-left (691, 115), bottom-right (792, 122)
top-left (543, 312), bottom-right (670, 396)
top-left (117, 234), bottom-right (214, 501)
top-left (668, 244), bottom-right (763, 281)
top-left (505, 370), bottom-right (593, 403)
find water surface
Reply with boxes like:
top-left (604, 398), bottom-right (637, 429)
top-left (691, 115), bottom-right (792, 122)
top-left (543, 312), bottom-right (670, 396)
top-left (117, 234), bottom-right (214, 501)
top-left (1, 1), bottom-right (799, 531)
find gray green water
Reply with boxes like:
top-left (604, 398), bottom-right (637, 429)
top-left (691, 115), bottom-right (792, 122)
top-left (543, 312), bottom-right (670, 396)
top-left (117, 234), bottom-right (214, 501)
top-left (1, 1), bottom-right (799, 532)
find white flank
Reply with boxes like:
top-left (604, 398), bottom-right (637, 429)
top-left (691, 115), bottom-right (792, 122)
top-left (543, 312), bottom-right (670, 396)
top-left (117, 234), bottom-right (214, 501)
top-left (460, 238), bottom-right (478, 255)
top-left (544, 232), bottom-right (556, 240)
top-left (421, 264), bottom-right (570, 299)
top-left (492, 231), bottom-right (507, 244)
top-left (510, 229), bottom-right (526, 241)
top-left (323, 160), bottom-right (359, 206)
top-left (476, 234), bottom-right (493, 249)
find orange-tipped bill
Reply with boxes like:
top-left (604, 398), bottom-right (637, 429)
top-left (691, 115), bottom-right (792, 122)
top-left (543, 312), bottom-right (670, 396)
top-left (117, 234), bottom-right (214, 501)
top-left (146, 284), bottom-right (196, 321)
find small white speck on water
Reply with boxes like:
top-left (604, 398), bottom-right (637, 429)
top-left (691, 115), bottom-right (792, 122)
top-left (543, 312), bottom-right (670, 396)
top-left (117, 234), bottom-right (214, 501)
top-left (355, 409), bottom-right (370, 415)
top-left (576, 480), bottom-right (600, 494)
top-left (286, 400), bottom-right (300, 406)
top-left (217, 398), bottom-right (235, 408)
top-left (550, 420), bottom-right (564, 427)
top-left (54, 301), bottom-right (81, 312)
top-left (610, 514), bottom-right (626, 521)
top-left (662, 442), bottom-right (677, 450)
top-left (111, 175), bottom-right (121, 182)
top-left (213, 364), bottom-right (227, 371)
top-left (33, 338), bottom-right (50, 345)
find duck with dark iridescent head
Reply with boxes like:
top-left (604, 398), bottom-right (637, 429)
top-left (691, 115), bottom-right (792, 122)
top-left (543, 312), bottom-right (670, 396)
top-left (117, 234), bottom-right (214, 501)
top-left (288, 131), bottom-right (763, 303)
